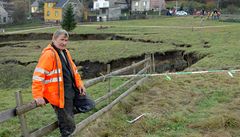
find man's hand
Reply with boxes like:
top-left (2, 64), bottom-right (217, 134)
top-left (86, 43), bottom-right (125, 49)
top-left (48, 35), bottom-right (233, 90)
top-left (78, 86), bottom-right (86, 96)
top-left (35, 98), bottom-right (46, 107)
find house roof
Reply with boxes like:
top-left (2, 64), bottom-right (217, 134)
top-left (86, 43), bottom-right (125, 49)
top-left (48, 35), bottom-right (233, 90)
top-left (31, 1), bottom-right (39, 7)
top-left (55, 0), bottom-right (68, 8)
top-left (31, 0), bottom-right (46, 7)
top-left (0, 5), bottom-right (8, 15)
top-left (0, 1), bottom-right (14, 16)
top-left (45, 0), bottom-right (58, 3)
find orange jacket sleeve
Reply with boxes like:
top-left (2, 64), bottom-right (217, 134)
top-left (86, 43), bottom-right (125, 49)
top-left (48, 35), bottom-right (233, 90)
top-left (32, 50), bottom-right (54, 99)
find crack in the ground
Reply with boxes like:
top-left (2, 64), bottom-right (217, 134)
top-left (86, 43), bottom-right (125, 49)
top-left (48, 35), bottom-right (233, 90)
top-left (1, 50), bottom-right (206, 79)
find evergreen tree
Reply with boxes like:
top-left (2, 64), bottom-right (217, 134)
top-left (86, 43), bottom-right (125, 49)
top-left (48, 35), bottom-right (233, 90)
top-left (61, 4), bottom-right (77, 31)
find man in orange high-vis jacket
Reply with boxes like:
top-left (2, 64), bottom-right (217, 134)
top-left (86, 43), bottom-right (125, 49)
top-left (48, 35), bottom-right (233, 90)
top-left (32, 29), bottom-right (95, 137)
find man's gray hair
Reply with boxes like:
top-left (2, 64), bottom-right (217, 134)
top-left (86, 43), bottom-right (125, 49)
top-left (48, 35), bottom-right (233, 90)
top-left (53, 29), bottom-right (69, 39)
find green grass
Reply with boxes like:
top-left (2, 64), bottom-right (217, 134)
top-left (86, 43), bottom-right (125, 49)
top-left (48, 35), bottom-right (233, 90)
top-left (0, 77), bottom-right (129, 137)
top-left (2, 21), bottom-right (44, 32)
top-left (4, 16), bottom-right (236, 34)
top-left (1, 16), bottom-right (240, 136)
top-left (1, 17), bottom-right (240, 89)
top-left (79, 74), bottom-right (240, 137)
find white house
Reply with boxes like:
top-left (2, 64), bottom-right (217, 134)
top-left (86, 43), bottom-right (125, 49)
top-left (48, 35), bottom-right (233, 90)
top-left (132, 0), bottom-right (166, 11)
top-left (94, 0), bottom-right (124, 21)
top-left (93, 0), bottom-right (109, 10)
top-left (0, 3), bottom-right (8, 24)
top-left (132, 0), bottom-right (150, 11)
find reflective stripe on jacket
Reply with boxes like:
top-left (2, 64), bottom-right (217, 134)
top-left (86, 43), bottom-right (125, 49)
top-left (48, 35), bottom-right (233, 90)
top-left (32, 44), bottom-right (84, 108)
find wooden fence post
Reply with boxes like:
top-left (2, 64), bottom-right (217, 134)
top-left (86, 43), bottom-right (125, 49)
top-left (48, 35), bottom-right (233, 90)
top-left (15, 91), bottom-right (30, 137)
top-left (145, 54), bottom-right (151, 73)
top-left (132, 61), bottom-right (136, 74)
top-left (152, 53), bottom-right (156, 73)
top-left (144, 54), bottom-right (147, 73)
top-left (149, 54), bottom-right (152, 73)
top-left (107, 64), bottom-right (111, 104)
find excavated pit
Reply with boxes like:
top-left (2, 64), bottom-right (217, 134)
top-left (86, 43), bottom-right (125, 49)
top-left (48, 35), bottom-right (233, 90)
top-left (1, 50), bottom-right (205, 79)
top-left (0, 42), bottom-right (29, 48)
top-left (1, 60), bottom-right (37, 66)
top-left (76, 50), bottom-right (205, 79)
top-left (0, 34), bottom-right (206, 79)
top-left (112, 35), bottom-right (164, 44)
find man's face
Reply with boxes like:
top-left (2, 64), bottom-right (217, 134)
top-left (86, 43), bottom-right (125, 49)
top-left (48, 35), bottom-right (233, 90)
top-left (53, 34), bottom-right (69, 50)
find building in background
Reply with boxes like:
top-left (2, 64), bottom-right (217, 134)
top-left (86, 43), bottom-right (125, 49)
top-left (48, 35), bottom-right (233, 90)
top-left (93, 0), bottom-right (128, 21)
top-left (132, 0), bottom-right (166, 11)
top-left (44, 0), bottom-right (83, 23)
top-left (93, 0), bottom-right (109, 21)
top-left (31, 0), bottom-right (45, 13)
top-left (150, 0), bottom-right (166, 11)
top-left (0, 3), bottom-right (8, 24)
top-left (132, 0), bottom-right (150, 11)
top-left (0, 1), bottom-right (13, 24)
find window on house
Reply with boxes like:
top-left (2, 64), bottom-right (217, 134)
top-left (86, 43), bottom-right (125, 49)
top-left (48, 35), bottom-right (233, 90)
top-left (47, 11), bottom-right (50, 16)
top-left (135, 2), bottom-right (138, 6)
top-left (103, 2), bottom-right (108, 7)
top-left (101, 8), bottom-right (106, 14)
top-left (48, 3), bottom-right (51, 7)
top-left (55, 11), bottom-right (58, 16)
top-left (96, 3), bottom-right (99, 8)
top-left (3, 17), bottom-right (6, 23)
top-left (143, 1), bottom-right (147, 6)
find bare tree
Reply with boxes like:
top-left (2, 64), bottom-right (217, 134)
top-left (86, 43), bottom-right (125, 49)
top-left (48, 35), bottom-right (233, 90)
top-left (12, 1), bottom-right (28, 24)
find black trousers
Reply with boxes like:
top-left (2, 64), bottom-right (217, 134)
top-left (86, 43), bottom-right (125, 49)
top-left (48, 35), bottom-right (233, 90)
top-left (52, 92), bottom-right (95, 137)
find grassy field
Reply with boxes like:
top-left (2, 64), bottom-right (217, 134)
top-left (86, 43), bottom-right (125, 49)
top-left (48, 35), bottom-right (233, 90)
top-left (79, 74), bottom-right (240, 137)
top-left (0, 16), bottom-right (240, 137)
top-left (1, 22), bottom-right (44, 32)
top-left (0, 77), bottom-right (129, 137)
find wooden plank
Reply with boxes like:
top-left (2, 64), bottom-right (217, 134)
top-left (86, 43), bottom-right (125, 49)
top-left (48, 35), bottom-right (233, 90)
top-left (15, 91), bottom-right (30, 137)
top-left (16, 101), bottom-right (38, 115)
top-left (28, 64), bottom-right (149, 137)
top-left (95, 65), bottom-right (150, 105)
top-left (29, 121), bottom-right (58, 137)
top-left (72, 76), bottom-right (148, 135)
top-left (0, 58), bottom-right (151, 137)
top-left (84, 57), bottom-right (150, 88)
top-left (12, 58), bottom-right (149, 116)
top-left (0, 108), bottom-right (16, 123)
top-left (27, 66), bottom-right (149, 137)
top-left (27, 60), bottom-right (149, 137)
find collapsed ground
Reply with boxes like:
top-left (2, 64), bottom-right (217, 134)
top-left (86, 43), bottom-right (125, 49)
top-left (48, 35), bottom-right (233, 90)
top-left (0, 17), bottom-right (240, 137)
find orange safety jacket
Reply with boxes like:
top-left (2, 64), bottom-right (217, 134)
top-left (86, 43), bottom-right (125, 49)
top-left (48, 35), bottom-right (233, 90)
top-left (32, 44), bottom-right (84, 108)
